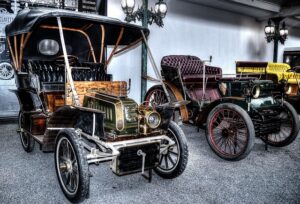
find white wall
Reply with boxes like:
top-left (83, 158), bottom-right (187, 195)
top-left (107, 0), bottom-right (300, 102)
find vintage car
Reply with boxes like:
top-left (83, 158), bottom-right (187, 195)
top-left (6, 9), bottom-right (188, 202)
top-left (236, 61), bottom-right (300, 112)
top-left (145, 55), bottom-right (300, 161)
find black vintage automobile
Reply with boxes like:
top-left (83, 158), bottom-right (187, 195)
top-left (6, 9), bottom-right (188, 202)
top-left (145, 55), bottom-right (300, 161)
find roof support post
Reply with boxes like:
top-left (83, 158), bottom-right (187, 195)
top-left (57, 17), bottom-right (80, 106)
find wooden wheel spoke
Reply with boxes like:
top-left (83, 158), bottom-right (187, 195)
top-left (159, 155), bottom-right (163, 165)
top-left (167, 154), bottom-right (176, 166)
top-left (164, 155), bottom-right (169, 169)
top-left (66, 172), bottom-right (71, 185)
top-left (169, 150), bottom-right (178, 156)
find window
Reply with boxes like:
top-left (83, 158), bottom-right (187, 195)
top-left (38, 39), bottom-right (59, 56)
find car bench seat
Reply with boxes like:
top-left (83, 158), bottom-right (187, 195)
top-left (20, 60), bottom-right (116, 111)
top-left (161, 55), bottom-right (223, 102)
top-left (161, 55), bottom-right (223, 82)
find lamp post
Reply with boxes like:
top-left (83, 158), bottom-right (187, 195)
top-left (264, 17), bottom-right (288, 62)
top-left (121, 0), bottom-right (168, 102)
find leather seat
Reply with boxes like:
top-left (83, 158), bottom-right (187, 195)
top-left (161, 55), bottom-right (222, 82)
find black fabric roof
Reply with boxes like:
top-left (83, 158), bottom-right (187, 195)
top-left (5, 8), bottom-right (149, 45)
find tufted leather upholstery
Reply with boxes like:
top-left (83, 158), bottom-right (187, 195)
top-left (21, 60), bottom-right (112, 84)
top-left (161, 55), bottom-right (222, 82)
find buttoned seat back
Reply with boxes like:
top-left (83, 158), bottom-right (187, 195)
top-left (161, 55), bottom-right (222, 82)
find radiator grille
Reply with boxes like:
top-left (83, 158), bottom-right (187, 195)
top-left (114, 142), bottom-right (160, 176)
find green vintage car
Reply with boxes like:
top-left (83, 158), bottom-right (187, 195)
top-left (7, 9), bottom-right (188, 202)
top-left (145, 55), bottom-right (300, 161)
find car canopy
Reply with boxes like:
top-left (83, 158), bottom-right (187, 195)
top-left (5, 8), bottom-right (150, 70)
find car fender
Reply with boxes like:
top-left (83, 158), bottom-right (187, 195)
top-left (43, 106), bottom-right (104, 152)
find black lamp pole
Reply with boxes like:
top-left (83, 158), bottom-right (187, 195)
top-left (141, 0), bottom-right (148, 102)
top-left (271, 18), bottom-right (282, 63)
top-left (121, 0), bottom-right (167, 102)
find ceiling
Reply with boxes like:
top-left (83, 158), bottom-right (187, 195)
top-left (182, 0), bottom-right (300, 28)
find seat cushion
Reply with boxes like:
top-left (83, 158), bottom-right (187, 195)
top-left (188, 87), bottom-right (221, 101)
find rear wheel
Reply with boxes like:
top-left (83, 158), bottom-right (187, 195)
top-left (155, 121), bottom-right (188, 179)
top-left (206, 103), bottom-right (255, 161)
top-left (145, 85), bottom-right (171, 107)
top-left (145, 85), bottom-right (181, 123)
top-left (18, 111), bottom-right (35, 152)
top-left (55, 130), bottom-right (89, 202)
top-left (262, 101), bottom-right (299, 147)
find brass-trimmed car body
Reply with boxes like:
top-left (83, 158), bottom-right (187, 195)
top-left (6, 9), bottom-right (189, 202)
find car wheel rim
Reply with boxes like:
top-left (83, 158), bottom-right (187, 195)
top-left (56, 137), bottom-right (79, 196)
top-left (145, 88), bottom-right (168, 107)
top-left (267, 108), bottom-right (293, 143)
top-left (157, 128), bottom-right (180, 173)
top-left (209, 109), bottom-right (248, 157)
top-left (0, 63), bottom-right (14, 80)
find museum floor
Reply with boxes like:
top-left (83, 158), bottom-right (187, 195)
top-left (0, 122), bottom-right (299, 204)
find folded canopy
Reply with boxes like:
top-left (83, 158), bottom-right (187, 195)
top-left (5, 8), bottom-right (150, 69)
top-left (5, 8), bottom-right (149, 46)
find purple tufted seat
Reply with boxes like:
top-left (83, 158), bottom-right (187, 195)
top-left (161, 55), bottom-right (222, 82)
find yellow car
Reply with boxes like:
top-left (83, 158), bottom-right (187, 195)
top-left (236, 61), bottom-right (300, 112)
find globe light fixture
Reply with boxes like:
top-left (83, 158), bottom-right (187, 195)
top-left (121, 0), bottom-right (135, 15)
top-left (121, 0), bottom-right (168, 27)
top-left (279, 22), bottom-right (288, 41)
top-left (264, 18), bottom-right (289, 62)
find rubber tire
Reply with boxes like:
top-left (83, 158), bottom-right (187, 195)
top-left (206, 103), bottom-right (255, 161)
top-left (262, 101), bottom-right (300, 147)
top-left (155, 121), bottom-right (189, 179)
top-left (18, 111), bottom-right (35, 152)
top-left (145, 85), bottom-right (181, 124)
top-left (55, 129), bottom-right (90, 203)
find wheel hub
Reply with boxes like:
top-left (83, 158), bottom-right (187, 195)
top-left (60, 161), bottom-right (73, 172)
top-left (222, 128), bottom-right (235, 138)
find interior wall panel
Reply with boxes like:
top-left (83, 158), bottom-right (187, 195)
top-left (107, 0), bottom-right (300, 103)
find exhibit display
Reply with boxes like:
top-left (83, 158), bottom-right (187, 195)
top-left (145, 55), bottom-right (300, 161)
top-left (236, 61), bottom-right (300, 112)
top-left (0, 7), bottom-right (19, 118)
top-left (6, 8), bottom-right (189, 202)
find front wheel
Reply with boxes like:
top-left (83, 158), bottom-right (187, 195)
top-left (206, 103), bottom-right (255, 161)
top-left (55, 130), bottom-right (90, 203)
top-left (262, 101), bottom-right (300, 147)
top-left (18, 111), bottom-right (35, 152)
top-left (155, 121), bottom-right (188, 179)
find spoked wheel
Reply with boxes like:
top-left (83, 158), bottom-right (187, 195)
top-left (155, 121), bottom-right (188, 179)
top-left (145, 85), bottom-right (182, 123)
top-left (145, 85), bottom-right (170, 107)
top-left (262, 101), bottom-right (300, 147)
top-left (0, 62), bottom-right (14, 80)
top-left (18, 111), bottom-right (35, 152)
top-left (206, 103), bottom-right (255, 161)
top-left (55, 130), bottom-right (89, 202)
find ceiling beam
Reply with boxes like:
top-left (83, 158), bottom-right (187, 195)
top-left (226, 0), bottom-right (280, 13)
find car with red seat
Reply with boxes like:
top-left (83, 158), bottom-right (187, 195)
top-left (145, 55), bottom-right (300, 161)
